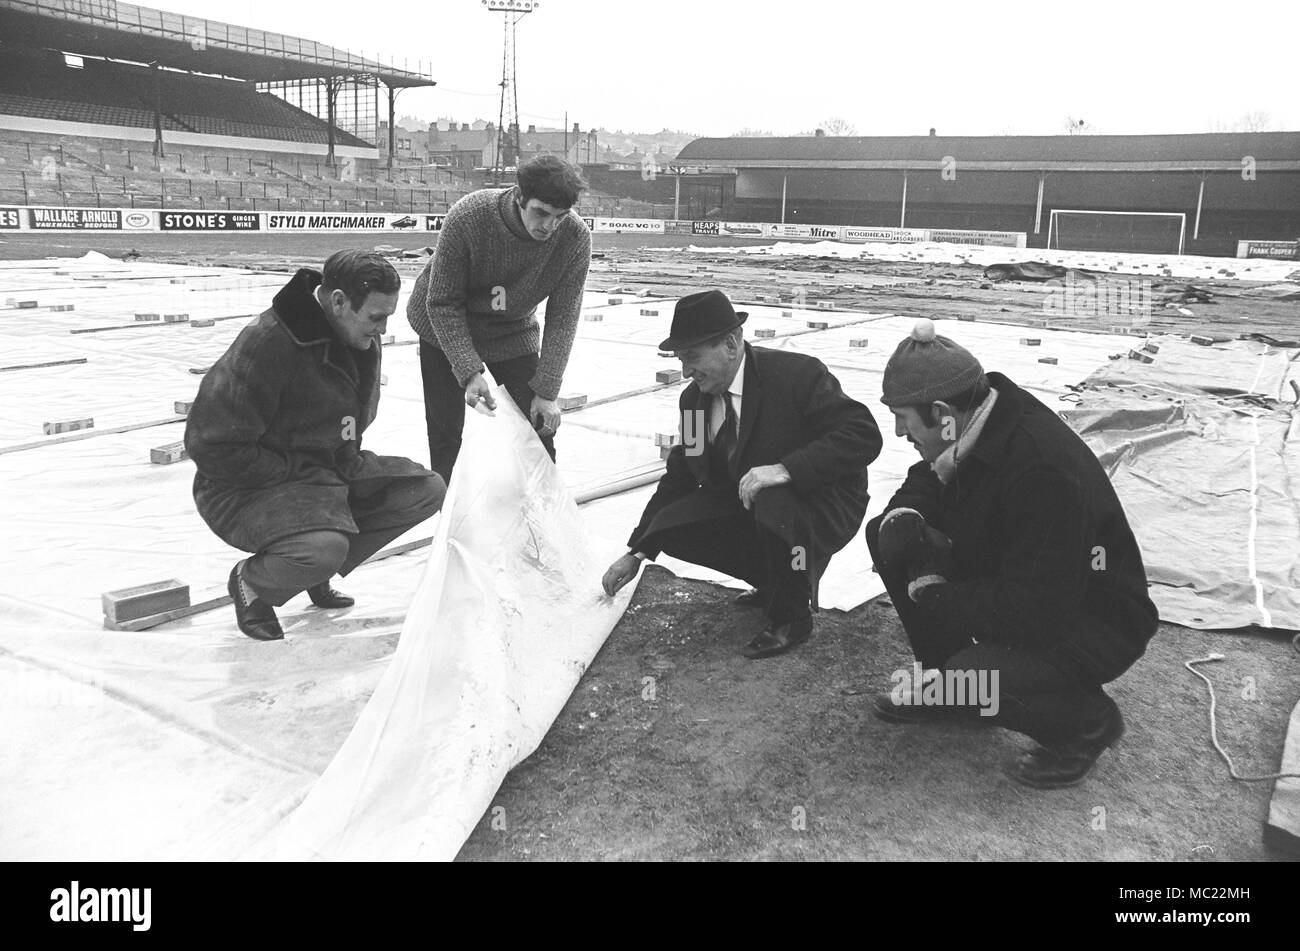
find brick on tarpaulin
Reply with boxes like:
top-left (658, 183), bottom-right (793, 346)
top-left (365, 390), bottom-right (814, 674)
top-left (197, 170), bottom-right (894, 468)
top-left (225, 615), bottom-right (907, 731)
top-left (174, 400), bottom-right (194, 416)
top-left (50, 304), bottom-right (75, 312)
top-left (1142, 340), bottom-right (1160, 354)
top-left (1019, 338), bottom-right (1041, 346)
top-left (163, 313), bottom-right (189, 323)
top-left (654, 432), bottom-right (679, 448)
top-left (1129, 349), bottom-right (1154, 364)
top-left (169, 278), bottom-right (186, 284)
top-left (755, 328), bottom-right (776, 339)
top-left (43, 418), bottom-right (94, 435)
top-left (849, 338), bottom-right (869, 348)
top-left (190, 318), bottom-right (215, 328)
top-left (583, 313), bottom-right (603, 321)
top-left (781, 310), bottom-right (793, 318)
top-left (16, 300), bottom-right (38, 309)
top-left (607, 297), bottom-right (623, 305)
top-left (1190, 335), bottom-right (1214, 346)
top-left (640, 309), bottom-right (658, 316)
top-left (655, 368), bottom-right (682, 384)
top-left (102, 579), bottom-right (190, 625)
top-left (816, 301), bottom-right (834, 310)
top-left (135, 313), bottom-right (161, 322)
top-left (807, 321), bottom-right (829, 330)
top-left (1038, 356), bottom-right (1059, 365)
top-left (557, 394), bottom-right (587, 410)
top-left (150, 441), bottom-right (189, 465)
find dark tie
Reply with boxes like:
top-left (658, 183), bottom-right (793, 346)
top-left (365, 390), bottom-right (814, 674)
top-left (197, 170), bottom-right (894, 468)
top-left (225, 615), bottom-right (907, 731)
top-left (708, 392), bottom-right (738, 485)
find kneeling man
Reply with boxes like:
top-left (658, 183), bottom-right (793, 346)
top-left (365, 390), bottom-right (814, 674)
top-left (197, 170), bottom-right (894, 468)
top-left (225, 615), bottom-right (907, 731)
top-left (186, 250), bottom-right (446, 641)
top-left (603, 290), bottom-right (882, 658)
top-left (865, 319), bottom-right (1158, 787)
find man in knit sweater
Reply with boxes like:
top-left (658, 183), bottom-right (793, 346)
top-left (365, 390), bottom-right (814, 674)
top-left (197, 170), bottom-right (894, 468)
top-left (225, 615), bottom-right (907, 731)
top-left (407, 155), bottom-right (591, 482)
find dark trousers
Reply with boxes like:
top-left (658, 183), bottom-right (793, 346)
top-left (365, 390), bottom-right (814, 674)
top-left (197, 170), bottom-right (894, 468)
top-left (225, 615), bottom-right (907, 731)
top-left (243, 474), bottom-right (445, 607)
top-left (645, 495), bottom-right (818, 624)
top-left (865, 512), bottom-right (1117, 747)
top-left (419, 340), bottom-right (556, 483)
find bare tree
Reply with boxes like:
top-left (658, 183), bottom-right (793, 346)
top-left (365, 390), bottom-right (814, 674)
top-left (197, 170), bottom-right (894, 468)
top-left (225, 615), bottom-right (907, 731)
top-left (1063, 116), bottom-right (1094, 135)
top-left (819, 117), bottom-right (858, 136)
top-left (731, 127), bottom-right (776, 137)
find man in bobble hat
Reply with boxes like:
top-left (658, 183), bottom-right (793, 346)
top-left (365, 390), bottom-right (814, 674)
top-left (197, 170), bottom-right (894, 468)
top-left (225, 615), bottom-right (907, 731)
top-left (602, 290), bottom-right (882, 659)
top-left (865, 317), bottom-right (1158, 787)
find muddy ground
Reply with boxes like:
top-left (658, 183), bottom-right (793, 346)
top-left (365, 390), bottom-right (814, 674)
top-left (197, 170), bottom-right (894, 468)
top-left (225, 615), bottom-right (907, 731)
top-left (3, 230), bottom-right (1297, 862)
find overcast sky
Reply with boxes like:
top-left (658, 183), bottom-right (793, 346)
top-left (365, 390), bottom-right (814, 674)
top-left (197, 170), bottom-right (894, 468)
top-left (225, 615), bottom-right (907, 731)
top-left (144, 0), bottom-right (1298, 137)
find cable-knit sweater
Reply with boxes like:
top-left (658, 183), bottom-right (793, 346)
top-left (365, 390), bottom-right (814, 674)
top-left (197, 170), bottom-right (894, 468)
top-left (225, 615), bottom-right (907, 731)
top-left (406, 185), bottom-right (591, 401)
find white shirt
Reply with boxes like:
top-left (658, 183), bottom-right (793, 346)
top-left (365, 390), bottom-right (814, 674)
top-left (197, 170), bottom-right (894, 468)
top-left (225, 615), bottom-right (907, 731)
top-left (711, 350), bottom-right (746, 439)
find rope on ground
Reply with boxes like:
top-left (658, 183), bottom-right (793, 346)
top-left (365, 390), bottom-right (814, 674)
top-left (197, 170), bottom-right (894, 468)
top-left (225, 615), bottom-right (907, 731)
top-left (1185, 654), bottom-right (1300, 782)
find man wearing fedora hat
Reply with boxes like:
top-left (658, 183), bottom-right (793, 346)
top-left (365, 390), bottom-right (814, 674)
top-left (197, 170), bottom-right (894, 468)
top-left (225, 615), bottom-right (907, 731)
top-left (865, 318), bottom-right (1158, 787)
top-left (602, 290), bottom-right (882, 659)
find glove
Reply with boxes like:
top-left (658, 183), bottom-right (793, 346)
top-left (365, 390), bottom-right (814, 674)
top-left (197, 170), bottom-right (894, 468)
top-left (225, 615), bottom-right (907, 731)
top-left (906, 525), bottom-right (954, 603)
top-left (875, 507), bottom-right (927, 570)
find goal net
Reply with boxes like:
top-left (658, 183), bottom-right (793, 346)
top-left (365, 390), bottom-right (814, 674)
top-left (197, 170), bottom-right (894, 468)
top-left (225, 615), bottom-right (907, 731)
top-left (1047, 209), bottom-right (1186, 255)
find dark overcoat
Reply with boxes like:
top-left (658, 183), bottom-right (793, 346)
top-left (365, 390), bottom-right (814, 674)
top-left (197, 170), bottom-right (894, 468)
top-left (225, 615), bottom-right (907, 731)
top-left (629, 343), bottom-right (883, 598)
top-left (883, 372), bottom-right (1159, 679)
top-left (185, 269), bottom-right (430, 553)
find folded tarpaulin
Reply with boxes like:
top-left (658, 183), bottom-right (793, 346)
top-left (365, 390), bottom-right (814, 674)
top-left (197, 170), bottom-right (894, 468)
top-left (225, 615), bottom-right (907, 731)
top-left (275, 388), bottom-right (638, 860)
top-left (1065, 338), bottom-right (1300, 631)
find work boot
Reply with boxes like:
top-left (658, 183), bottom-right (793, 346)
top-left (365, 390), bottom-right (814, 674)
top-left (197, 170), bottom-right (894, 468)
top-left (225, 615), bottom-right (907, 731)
top-left (228, 560), bottom-right (284, 641)
top-left (1010, 697), bottom-right (1125, 789)
top-left (307, 580), bottom-right (355, 609)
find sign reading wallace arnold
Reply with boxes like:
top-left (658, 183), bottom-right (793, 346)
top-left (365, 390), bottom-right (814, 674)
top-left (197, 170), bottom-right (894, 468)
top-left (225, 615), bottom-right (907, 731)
top-left (28, 208), bottom-right (122, 230)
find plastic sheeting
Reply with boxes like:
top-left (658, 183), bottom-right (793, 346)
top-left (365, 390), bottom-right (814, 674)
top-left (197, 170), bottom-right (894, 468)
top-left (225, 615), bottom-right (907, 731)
top-left (1066, 338), bottom-right (1300, 630)
top-left (275, 389), bottom-right (636, 860)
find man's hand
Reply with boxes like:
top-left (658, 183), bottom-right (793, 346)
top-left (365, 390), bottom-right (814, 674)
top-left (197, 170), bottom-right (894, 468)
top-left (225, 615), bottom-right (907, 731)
top-left (602, 553), bottom-right (641, 597)
top-left (464, 372), bottom-right (496, 412)
top-left (530, 395), bottom-right (561, 437)
top-left (738, 463), bottom-right (792, 510)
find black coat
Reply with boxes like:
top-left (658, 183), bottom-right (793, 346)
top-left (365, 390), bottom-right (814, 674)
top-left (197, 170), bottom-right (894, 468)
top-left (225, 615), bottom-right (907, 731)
top-left (186, 269), bottom-right (430, 553)
top-left (887, 372), bottom-right (1158, 678)
top-left (629, 343), bottom-right (883, 591)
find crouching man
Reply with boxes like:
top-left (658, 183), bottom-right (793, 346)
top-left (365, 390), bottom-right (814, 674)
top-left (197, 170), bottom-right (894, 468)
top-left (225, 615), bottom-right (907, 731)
top-left (186, 250), bottom-right (446, 641)
top-left (865, 319), bottom-right (1158, 787)
top-left (603, 290), bottom-right (883, 658)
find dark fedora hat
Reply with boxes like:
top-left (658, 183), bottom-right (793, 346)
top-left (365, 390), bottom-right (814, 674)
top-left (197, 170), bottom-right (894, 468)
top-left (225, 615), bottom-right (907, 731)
top-left (658, 290), bottom-right (748, 351)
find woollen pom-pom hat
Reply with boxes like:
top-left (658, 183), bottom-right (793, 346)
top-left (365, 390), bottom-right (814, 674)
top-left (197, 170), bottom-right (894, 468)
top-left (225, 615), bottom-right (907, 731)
top-left (880, 318), bottom-right (984, 407)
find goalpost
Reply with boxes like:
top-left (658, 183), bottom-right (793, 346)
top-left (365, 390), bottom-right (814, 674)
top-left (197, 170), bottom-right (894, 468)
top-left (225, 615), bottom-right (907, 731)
top-left (1047, 209), bottom-right (1186, 256)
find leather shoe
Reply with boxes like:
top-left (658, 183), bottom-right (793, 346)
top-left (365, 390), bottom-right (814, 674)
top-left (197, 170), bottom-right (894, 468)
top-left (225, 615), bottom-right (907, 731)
top-left (733, 588), bottom-right (764, 607)
top-left (741, 617), bottom-right (812, 659)
top-left (873, 690), bottom-right (975, 725)
top-left (228, 561), bottom-right (284, 641)
top-left (1010, 699), bottom-right (1125, 789)
top-left (307, 581), bottom-right (355, 609)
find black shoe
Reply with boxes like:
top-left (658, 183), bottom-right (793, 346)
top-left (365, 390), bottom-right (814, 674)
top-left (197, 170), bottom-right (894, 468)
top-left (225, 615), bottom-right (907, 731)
top-left (733, 588), bottom-right (764, 607)
top-left (307, 581), bottom-right (355, 609)
top-left (1010, 700), bottom-right (1125, 789)
top-left (873, 689), bottom-right (974, 724)
top-left (741, 617), bottom-right (812, 659)
top-left (227, 561), bottom-right (284, 641)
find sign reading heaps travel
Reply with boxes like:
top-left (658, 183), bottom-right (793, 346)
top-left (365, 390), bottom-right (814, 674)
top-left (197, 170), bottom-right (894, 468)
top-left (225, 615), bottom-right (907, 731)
top-left (161, 212), bottom-right (260, 231)
top-left (0, 207), bottom-right (19, 229)
top-left (28, 208), bottom-right (122, 230)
